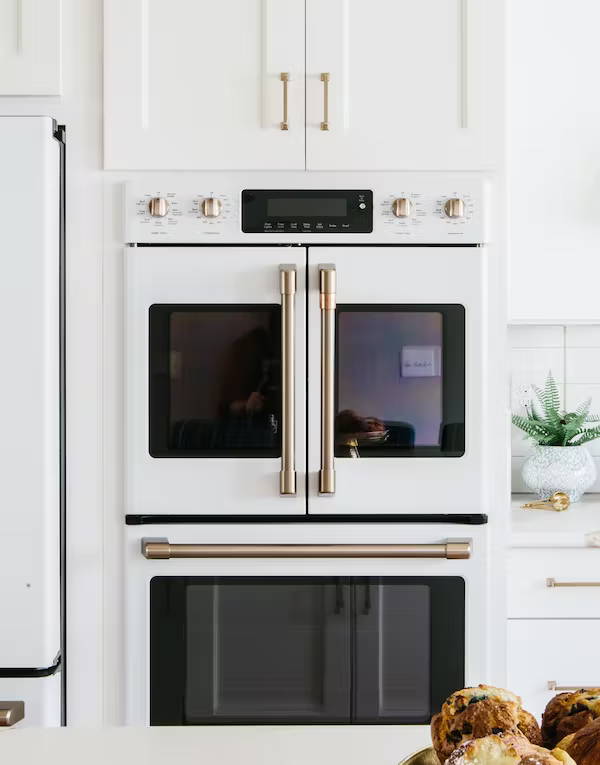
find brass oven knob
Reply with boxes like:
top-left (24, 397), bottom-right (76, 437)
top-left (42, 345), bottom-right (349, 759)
top-left (201, 197), bottom-right (223, 218)
top-left (443, 198), bottom-right (465, 218)
top-left (148, 197), bottom-right (169, 217)
top-left (391, 198), bottom-right (412, 218)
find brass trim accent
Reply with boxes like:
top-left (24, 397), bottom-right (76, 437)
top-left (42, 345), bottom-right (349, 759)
top-left (142, 540), bottom-right (471, 560)
top-left (280, 72), bottom-right (290, 131)
top-left (392, 198), bottom-right (412, 218)
top-left (0, 701), bottom-right (24, 727)
top-left (319, 266), bottom-right (336, 494)
top-left (320, 72), bottom-right (330, 131)
top-left (201, 197), bottom-right (222, 218)
top-left (280, 266), bottom-right (296, 495)
top-left (547, 681), bottom-right (599, 692)
top-left (148, 197), bottom-right (169, 217)
top-left (546, 577), bottom-right (600, 588)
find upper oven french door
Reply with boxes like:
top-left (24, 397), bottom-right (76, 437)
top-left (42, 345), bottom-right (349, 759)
top-left (126, 247), bottom-right (307, 516)
top-left (307, 246), bottom-right (487, 515)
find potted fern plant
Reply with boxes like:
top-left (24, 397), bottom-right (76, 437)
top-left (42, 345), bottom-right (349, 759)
top-left (512, 372), bottom-right (600, 502)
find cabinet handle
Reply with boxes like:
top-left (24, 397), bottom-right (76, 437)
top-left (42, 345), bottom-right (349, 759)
top-left (319, 266), bottom-right (336, 494)
top-left (280, 72), bottom-right (290, 131)
top-left (547, 681), bottom-right (599, 692)
top-left (0, 701), bottom-right (24, 727)
top-left (320, 72), bottom-right (330, 131)
top-left (142, 540), bottom-right (471, 560)
top-left (546, 578), bottom-right (600, 588)
top-left (280, 266), bottom-right (296, 495)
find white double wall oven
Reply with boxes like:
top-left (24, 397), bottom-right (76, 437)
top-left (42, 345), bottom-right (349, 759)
top-left (123, 173), bottom-right (498, 727)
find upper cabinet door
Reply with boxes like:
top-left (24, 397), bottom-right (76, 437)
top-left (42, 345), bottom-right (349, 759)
top-left (306, 0), bottom-right (503, 171)
top-left (0, 0), bottom-right (61, 95)
top-left (104, 0), bottom-right (305, 170)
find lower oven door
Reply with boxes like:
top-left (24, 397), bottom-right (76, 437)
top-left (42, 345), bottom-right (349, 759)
top-left (126, 524), bottom-right (488, 725)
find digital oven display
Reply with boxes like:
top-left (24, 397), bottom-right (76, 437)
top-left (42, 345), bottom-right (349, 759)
top-left (266, 197), bottom-right (348, 218)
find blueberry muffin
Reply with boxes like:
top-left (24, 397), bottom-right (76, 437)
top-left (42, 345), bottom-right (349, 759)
top-left (445, 733), bottom-right (576, 765)
top-left (542, 688), bottom-right (600, 747)
top-left (431, 685), bottom-right (542, 764)
top-left (557, 715), bottom-right (600, 765)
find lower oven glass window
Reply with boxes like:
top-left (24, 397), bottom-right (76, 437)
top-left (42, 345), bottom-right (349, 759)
top-left (149, 305), bottom-right (281, 457)
top-left (150, 576), bottom-right (465, 725)
top-left (335, 305), bottom-right (465, 457)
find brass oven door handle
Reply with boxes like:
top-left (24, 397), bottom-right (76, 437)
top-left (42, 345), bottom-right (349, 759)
top-left (320, 72), bottom-right (330, 130)
top-left (546, 578), bottom-right (600, 588)
top-left (319, 266), bottom-right (336, 494)
top-left (280, 73), bottom-right (289, 131)
top-left (280, 266), bottom-right (296, 495)
top-left (142, 540), bottom-right (471, 560)
top-left (548, 681), bottom-right (599, 691)
top-left (0, 701), bottom-right (24, 727)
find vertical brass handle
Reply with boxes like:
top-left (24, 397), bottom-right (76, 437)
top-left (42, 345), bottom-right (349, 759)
top-left (0, 701), bottom-right (24, 727)
top-left (280, 73), bottom-right (290, 131)
top-left (280, 266), bottom-right (296, 494)
top-left (319, 266), bottom-right (336, 494)
top-left (320, 72), bottom-right (330, 131)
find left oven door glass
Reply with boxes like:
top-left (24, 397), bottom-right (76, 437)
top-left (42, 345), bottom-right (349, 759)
top-left (149, 305), bottom-right (281, 457)
top-left (150, 577), bottom-right (352, 724)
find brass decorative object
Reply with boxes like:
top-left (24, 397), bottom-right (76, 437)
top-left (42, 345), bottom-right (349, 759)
top-left (398, 747), bottom-right (440, 765)
top-left (521, 491), bottom-right (570, 512)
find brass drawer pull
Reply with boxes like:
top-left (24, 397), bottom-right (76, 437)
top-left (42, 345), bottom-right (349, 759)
top-left (142, 540), bottom-right (471, 560)
top-left (548, 681), bottom-right (599, 691)
top-left (320, 72), bottom-right (330, 130)
top-left (279, 266), bottom-right (296, 494)
top-left (546, 578), bottom-right (600, 588)
top-left (0, 701), bottom-right (24, 727)
top-left (279, 72), bottom-right (290, 131)
top-left (319, 266), bottom-right (336, 494)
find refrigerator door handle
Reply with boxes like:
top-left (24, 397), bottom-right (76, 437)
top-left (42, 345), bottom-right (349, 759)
top-left (0, 701), bottom-right (24, 727)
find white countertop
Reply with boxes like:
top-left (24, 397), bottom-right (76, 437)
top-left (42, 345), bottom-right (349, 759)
top-left (0, 726), bottom-right (432, 765)
top-left (511, 493), bottom-right (600, 547)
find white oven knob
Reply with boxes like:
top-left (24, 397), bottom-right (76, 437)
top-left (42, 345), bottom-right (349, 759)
top-left (148, 197), bottom-right (169, 217)
top-left (201, 197), bottom-right (223, 218)
top-left (391, 198), bottom-right (412, 218)
top-left (443, 198), bottom-right (465, 218)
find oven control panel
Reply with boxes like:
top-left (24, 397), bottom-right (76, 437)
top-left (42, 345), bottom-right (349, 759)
top-left (125, 176), bottom-right (487, 244)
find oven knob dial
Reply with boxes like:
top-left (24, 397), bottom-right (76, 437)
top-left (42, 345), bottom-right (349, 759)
top-left (443, 198), bottom-right (465, 219)
top-left (201, 197), bottom-right (223, 218)
top-left (391, 198), bottom-right (412, 218)
top-left (148, 197), bottom-right (169, 217)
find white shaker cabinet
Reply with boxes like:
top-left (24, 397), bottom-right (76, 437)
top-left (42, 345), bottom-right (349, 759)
top-left (0, 0), bottom-right (61, 95)
top-left (509, 0), bottom-right (600, 322)
top-left (306, 0), bottom-right (504, 171)
top-left (104, 0), bottom-right (305, 170)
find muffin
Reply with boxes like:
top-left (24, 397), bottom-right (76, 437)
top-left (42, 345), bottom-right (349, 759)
top-left (431, 685), bottom-right (542, 764)
top-left (557, 715), bottom-right (600, 765)
top-left (445, 733), bottom-right (576, 765)
top-left (542, 688), bottom-right (600, 747)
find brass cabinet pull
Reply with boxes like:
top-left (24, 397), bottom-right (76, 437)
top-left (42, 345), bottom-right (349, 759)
top-left (319, 266), bottom-right (336, 494)
top-left (546, 578), bottom-right (600, 588)
top-left (320, 72), bottom-right (330, 131)
top-left (280, 266), bottom-right (296, 495)
top-left (548, 681), bottom-right (599, 691)
top-left (280, 72), bottom-right (290, 131)
top-left (143, 540), bottom-right (471, 560)
top-left (0, 701), bottom-right (24, 727)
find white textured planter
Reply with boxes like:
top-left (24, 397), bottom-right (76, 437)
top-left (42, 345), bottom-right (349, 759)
top-left (522, 445), bottom-right (597, 502)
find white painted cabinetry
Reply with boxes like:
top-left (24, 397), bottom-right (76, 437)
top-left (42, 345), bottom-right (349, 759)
top-left (104, 0), bottom-right (503, 170)
top-left (0, 0), bottom-right (61, 95)
top-left (509, 0), bottom-right (600, 322)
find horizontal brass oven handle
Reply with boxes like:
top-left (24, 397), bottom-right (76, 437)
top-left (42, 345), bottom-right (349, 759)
top-left (142, 540), bottom-right (471, 560)
top-left (546, 578), bottom-right (600, 588)
top-left (0, 701), bottom-right (24, 727)
top-left (548, 681), bottom-right (599, 691)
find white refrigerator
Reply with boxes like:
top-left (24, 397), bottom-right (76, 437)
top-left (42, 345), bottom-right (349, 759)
top-left (0, 116), bottom-right (64, 727)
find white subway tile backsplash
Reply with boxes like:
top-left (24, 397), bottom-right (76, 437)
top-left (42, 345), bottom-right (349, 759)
top-left (509, 325), bottom-right (564, 348)
top-left (566, 348), bottom-right (600, 384)
top-left (510, 348), bottom-right (565, 383)
top-left (565, 325), bottom-right (600, 347)
top-left (565, 384), bottom-right (600, 456)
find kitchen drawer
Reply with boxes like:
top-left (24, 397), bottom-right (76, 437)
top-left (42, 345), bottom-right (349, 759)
top-left (0, 674), bottom-right (61, 728)
top-left (508, 548), bottom-right (600, 618)
top-left (508, 619), bottom-right (600, 721)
